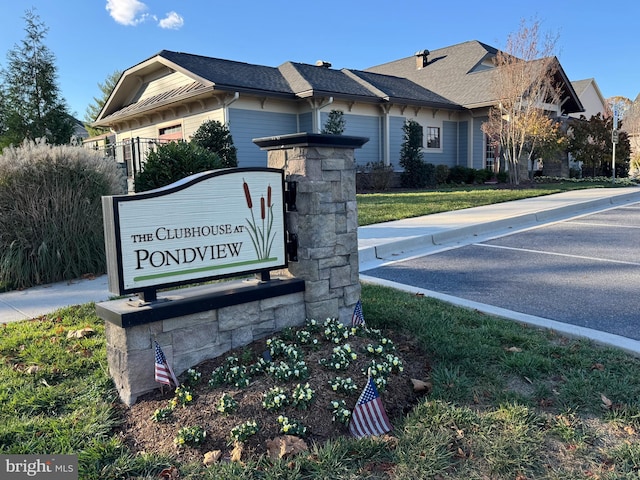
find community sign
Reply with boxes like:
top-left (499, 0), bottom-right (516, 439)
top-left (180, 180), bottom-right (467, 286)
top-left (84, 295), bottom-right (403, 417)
top-left (102, 168), bottom-right (287, 295)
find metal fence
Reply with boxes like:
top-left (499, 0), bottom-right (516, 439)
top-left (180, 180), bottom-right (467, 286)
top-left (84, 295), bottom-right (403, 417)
top-left (85, 137), bottom-right (170, 180)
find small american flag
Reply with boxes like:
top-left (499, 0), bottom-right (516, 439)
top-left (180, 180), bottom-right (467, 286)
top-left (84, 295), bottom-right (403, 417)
top-left (154, 341), bottom-right (179, 387)
top-left (349, 375), bottom-right (392, 438)
top-left (351, 299), bottom-right (365, 327)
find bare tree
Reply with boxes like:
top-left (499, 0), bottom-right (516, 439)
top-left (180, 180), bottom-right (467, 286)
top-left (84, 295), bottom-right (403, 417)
top-left (482, 19), bottom-right (562, 185)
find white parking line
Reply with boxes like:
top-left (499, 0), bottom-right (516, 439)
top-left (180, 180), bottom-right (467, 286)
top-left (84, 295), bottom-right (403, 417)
top-left (474, 243), bottom-right (640, 266)
top-left (568, 221), bottom-right (640, 229)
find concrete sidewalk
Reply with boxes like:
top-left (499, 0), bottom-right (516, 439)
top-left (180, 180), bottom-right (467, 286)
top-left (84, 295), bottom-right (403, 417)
top-left (1, 186), bottom-right (639, 323)
top-left (0, 274), bottom-right (111, 323)
top-left (358, 186), bottom-right (640, 270)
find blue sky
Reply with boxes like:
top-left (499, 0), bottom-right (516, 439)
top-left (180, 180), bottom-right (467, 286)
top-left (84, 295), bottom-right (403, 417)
top-left (1, 0), bottom-right (638, 120)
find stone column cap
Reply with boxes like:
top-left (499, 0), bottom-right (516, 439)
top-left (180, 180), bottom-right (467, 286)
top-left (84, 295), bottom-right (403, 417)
top-left (253, 132), bottom-right (369, 150)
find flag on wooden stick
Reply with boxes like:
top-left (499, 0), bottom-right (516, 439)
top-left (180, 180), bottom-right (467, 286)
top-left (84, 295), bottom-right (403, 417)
top-left (154, 341), bottom-right (179, 387)
top-left (351, 299), bottom-right (365, 327)
top-left (348, 374), bottom-right (392, 438)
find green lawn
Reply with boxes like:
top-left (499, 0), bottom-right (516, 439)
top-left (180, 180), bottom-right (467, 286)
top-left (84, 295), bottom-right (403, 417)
top-left (2, 179), bottom-right (639, 478)
top-left (357, 181), bottom-right (630, 226)
top-left (2, 285), bottom-right (640, 479)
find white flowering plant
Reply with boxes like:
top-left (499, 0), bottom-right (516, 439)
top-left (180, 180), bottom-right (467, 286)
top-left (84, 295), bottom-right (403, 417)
top-left (291, 382), bottom-right (315, 409)
top-left (145, 314), bottom-right (407, 452)
top-left (174, 425), bottom-right (206, 447)
top-left (295, 329), bottom-right (318, 346)
top-left (216, 393), bottom-right (238, 414)
top-left (209, 356), bottom-right (251, 388)
top-left (319, 343), bottom-right (358, 370)
top-left (265, 360), bottom-right (309, 382)
top-left (322, 317), bottom-right (353, 344)
top-left (329, 376), bottom-right (358, 394)
top-left (277, 415), bottom-right (307, 437)
top-left (266, 338), bottom-right (304, 362)
top-left (262, 386), bottom-right (289, 411)
top-left (329, 399), bottom-right (352, 425)
top-left (363, 354), bottom-right (404, 391)
top-left (384, 353), bottom-right (404, 374)
top-left (183, 368), bottom-right (202, 385)
top-left (304, 318), bottom-right (321, 333)
top-left (248, 357), bottom-right (268, 375)
top-left (230, 420), bottom-right (259, 443)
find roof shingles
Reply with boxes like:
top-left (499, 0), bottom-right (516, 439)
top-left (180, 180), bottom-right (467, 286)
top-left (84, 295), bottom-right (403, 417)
top-left (99, 41), bottom-right (582, 123)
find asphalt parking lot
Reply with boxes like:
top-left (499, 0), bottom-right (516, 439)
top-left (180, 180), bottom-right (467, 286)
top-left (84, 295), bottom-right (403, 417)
top-left (363, 203), bottom-right (640, 341)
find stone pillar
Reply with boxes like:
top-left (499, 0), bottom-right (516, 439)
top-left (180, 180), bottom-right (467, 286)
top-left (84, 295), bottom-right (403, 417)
top-left (253, 133), bottom-right (368, 324)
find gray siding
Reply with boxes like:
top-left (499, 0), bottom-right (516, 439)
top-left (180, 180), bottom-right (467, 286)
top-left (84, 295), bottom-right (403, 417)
top-left (229, 108), bottom-right (298, 167)
top-left (299, 112), bottom-right (312, 133)
top-left (472, 117), bottom-right (487, 169)
top-left (424, 120), bottom-right (457, 167)
top-left (457, 121), bottom-right (468, 167)
top-left (342, 114), bottom-right (380, 167)
top-left (389, 116), bottom-right (405, 168)
top-left (319, 111), bottom-right (381, 167)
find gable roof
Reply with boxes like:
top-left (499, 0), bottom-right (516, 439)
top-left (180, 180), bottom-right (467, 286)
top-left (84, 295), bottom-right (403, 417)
top-left (571, 78), bottom-right (605, 105)
top-left (159, 50), bottom-right (295, 96)
top-left (366, 40), bottom-right (583, 113)
top-left (95, 50), bottom-right (463, 125)
top-left (344, 69), bottom-right (458, 107)
top-left (95, 41), bottom-right (583, 126)
top-left (366, 41), bottom-right (501, 108)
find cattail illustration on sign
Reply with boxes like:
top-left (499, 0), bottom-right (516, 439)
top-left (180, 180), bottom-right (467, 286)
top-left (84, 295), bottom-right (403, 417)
top-left (243, 180), bottom-right (253, 208)
top-left (243, 178), bottom-right (276, 260)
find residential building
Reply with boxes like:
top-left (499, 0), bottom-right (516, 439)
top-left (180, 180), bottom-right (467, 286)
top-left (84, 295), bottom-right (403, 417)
top-left (92, 40), bottom-right (584, 181)
top-left (569, 78), bottom-right (606, 119)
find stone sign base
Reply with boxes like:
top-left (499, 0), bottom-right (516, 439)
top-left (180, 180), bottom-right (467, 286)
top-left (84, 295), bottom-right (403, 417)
top-left (97, 277), bottom-right (305, 405)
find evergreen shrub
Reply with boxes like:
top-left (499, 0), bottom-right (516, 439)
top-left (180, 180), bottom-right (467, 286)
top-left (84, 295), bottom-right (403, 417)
top-left (435, 164), bottom-right (450, 185)
top-left (400, 119), bottom-right (430, 188)
top-left (134, 141), bottom-right (223, 192)
top-left (448, 166), bottom-right (476, 184)
top-left (0, 140), bottom-right (124, 288)
top-left (190, 120), bottom-right (238, 168)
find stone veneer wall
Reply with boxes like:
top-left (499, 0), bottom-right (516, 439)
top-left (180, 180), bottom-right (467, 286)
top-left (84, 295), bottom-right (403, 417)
top-left (99, 133), bottom-right (367, 405)
top-left (258, 134), bottom-right (368, 324)
top-left (102, 281), bottom-right (304, 405)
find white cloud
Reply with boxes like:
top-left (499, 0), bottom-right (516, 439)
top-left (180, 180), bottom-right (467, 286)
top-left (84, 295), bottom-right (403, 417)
top-left (158, 11), bottom-right (184, 30)
top-left (106, 0), bottom-right (149, 26)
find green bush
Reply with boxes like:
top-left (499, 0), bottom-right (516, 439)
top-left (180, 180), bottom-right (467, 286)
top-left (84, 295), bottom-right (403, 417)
top-left (473, 168), bottom-right (491, 184)
top-left (435, 164), bottom-right (449, 185)
top-left (358, 161), bottom-right (395, 191)
top-left (321, 110), bottom-right (346, 135)
top-left (0, 140), bottom-right (124, 288)
top-left (448, 166), bottom-right (475, 184)
top-left (134, 141), bottom-right (223, 192)
top-left (400, 119), bottom-right (430, 188)
top-left (496, 171), bottom-right (509, 183)
top-left (190, 120), bottom-right (238, 168)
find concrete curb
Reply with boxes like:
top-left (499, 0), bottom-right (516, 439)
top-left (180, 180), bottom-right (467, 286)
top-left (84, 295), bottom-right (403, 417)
top-left (360, 275), bottom-right (640, 357)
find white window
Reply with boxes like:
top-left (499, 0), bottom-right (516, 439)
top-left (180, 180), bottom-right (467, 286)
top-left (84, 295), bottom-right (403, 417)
top-left (426, 127), bottom-right (440, 149)
top-left (158, 124), bottom-right (183, 141)
top-left (485, 135), bottom-right (496, 171)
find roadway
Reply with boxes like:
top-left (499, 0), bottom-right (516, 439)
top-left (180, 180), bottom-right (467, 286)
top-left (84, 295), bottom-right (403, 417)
top-left (361, 201), bottom-right (640, 352)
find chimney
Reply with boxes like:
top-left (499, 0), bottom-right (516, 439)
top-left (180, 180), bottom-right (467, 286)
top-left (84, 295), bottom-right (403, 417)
top-left (315, 60), bottom-right (332, 68)
top-left (415, 49), bottom-right (430, 69)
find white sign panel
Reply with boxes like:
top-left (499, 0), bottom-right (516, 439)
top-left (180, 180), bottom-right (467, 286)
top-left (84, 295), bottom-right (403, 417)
top-left (103, 168), bottom-right (287, 295)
